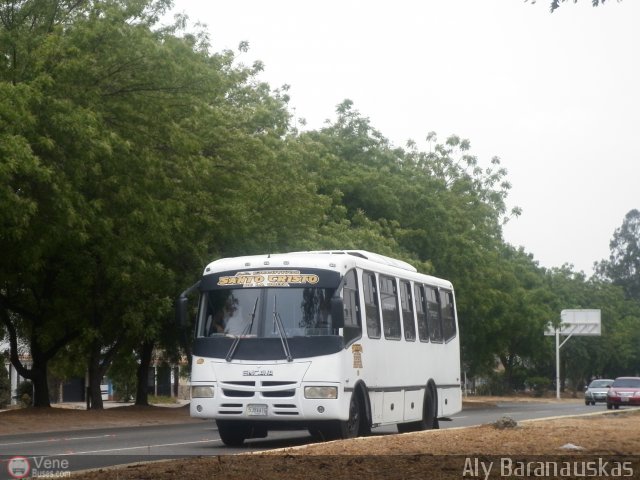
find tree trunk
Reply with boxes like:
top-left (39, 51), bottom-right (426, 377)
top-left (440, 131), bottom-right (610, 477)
top-left (31, 366), bottom-right (51, 408)
top-left (2, 309), bottom-right (49, 407)
top-left (173, 366), bottom-right (179, 398)
top-left (87, 336), bottom-right (122, 409)
top-left (29, 339), bottom-right (51, 408)
top-left (499, 353), bottom-right (514, 393)
top-left (88, 341), bottom-right (104, 410)
top-left (135, 340), bottom-right (154, 406)
top-left (2, 304), bottom-right (81, 408)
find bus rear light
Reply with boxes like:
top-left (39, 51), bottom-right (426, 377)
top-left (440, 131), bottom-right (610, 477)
top-left (304, 386), bottom-right (338, 399)
top-left (192, 386), bottom-right (215, 398)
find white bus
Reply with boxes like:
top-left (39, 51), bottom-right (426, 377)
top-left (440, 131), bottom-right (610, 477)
top-left (177, 250), bottom-right (462, 446)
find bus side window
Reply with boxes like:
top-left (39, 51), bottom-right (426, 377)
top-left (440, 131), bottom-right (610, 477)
top-left (414, 284), bottom-right (429, 342)
top-left (363, 271), bottom-right (381, 339)
top-left (342, 270), bottom-right (360, 327)
top-left (380, 275), bottom-right (401, 340)
top-left (426, 286), bottom-right (443, 343)
top-left (400, 280), bottom-right (416, 341)
top-left (441, 290), bottom-right (457, 342)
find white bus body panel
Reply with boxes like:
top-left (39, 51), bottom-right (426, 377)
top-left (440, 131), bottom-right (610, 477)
top-left (357, 331), bottom-right (462, 424)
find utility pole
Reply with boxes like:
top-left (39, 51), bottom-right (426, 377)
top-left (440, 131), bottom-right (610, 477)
top-left (545, 309), bottom-right (601, 400)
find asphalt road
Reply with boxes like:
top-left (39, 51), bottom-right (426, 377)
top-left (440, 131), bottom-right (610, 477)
top-left (0, 401), bottom-right (618, 477)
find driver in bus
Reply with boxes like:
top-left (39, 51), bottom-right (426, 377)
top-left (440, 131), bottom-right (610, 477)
top-left (204, 295), bottom-right (245, 336)
top-left (220, 296), bottom-right (246, 335)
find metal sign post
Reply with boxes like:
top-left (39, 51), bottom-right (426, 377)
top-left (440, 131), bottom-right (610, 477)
top-left (544, 309), bottom-right (601, 400)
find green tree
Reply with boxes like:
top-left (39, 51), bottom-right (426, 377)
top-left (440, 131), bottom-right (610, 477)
top-left (0, 0), bottom-right (332, 408)
top-left (295, 101), bottom-right (562, 387)
top-left (0, 0), bottom-right (218, 406)
top-left (467, 246), bottom-right (554, 388)
top-left (591, 209), bottom-right (640, 378)
top-left (1, 0), bottom-right (167, 407)
top-left (0, 73), bottom-right (80, 407)
top-left (596, 209), bottom-right (640, 300)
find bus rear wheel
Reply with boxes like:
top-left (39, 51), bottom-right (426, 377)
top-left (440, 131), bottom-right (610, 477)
top-left (397, 386), bottom-right (437, 433)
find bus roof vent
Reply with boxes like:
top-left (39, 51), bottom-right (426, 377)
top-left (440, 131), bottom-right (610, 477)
top-left (293, 250), bottom-right (418, 273)
top-left (345, 250), bottom-right (417, 272)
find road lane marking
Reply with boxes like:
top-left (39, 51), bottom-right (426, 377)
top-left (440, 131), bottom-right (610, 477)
top-left (0, 434), bottom-right (116, 447)
top-left (59, 438), bottom-right (222, 455)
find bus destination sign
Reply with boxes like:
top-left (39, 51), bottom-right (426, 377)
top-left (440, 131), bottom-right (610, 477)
top-left (217, 270), bottom-right (320, 288)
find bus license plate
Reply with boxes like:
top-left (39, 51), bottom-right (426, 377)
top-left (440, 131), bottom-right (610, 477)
top-left (247, 404), bottom-right (268, 416)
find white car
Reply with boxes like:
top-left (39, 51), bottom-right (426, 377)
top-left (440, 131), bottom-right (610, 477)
top-left (584, 378), bottom-right (613, 405)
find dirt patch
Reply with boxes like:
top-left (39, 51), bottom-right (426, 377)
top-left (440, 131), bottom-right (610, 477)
top-left (69, 410), bottom-right (640, 480)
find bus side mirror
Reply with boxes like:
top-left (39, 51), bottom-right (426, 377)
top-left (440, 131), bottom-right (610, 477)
top-left (176, 296), bottom-right (189, 327)
top-left (176, 281), bottom-right (200, 327)
top-left (331, 297), bottom-right (344, 329)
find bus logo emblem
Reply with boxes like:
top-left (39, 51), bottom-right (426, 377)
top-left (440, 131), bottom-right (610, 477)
top-left (243, 369), bottom-right (274, 376)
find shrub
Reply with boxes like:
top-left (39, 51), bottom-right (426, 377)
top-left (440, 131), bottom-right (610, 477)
top-left (527, 376), bottom-right (552, 397)
top-left (17, 380), bottom-right (33, 407)
top-left (108, 352), bottom-right (137, 402)
top-left (475, 372), bottom-right (509, 396)
top-left (0, 364), bottom-right (10, 408)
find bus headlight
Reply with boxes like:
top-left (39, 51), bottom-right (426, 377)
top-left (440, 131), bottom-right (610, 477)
top-left (304, 386), bottom-right (338, 399)
top-left (191, 386), bottom-right (215, 398)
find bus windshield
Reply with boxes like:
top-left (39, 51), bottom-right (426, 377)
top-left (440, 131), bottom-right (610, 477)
top-left (197, 287), bottom-right (336, 339)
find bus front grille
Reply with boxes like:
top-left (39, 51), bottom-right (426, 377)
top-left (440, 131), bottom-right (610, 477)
top-left (262, 381), bottom-right (296, 387)
top-left (218, 403), bottom-right (243, 414)
top-left (222, 389), bottom-right (255, 398)
top-left (219, 380), bottom-right (298, 399)
top-left (262, 389), bottom-right (295, 398)
top-left (273, 404), bottom-right (299, 415)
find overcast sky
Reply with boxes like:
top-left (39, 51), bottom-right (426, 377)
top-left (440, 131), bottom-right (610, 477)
top-left (168, 0), bottom-right (639, 275)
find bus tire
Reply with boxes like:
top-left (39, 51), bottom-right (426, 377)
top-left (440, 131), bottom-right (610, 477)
top-left (340, 390), bottom-right (363, 438)
top-left (216, 420), bottom-right (247, 447)
top-left (397, 385), bottom-right (437, 433)
top-left (315, 391), bottom-right (363, 440)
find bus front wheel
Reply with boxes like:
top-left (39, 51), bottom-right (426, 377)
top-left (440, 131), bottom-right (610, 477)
top-left (340, 390), bottom-right (363, 438)
top-left (216, 420), bottom-right (247, 447)
top-left (313, 392), bottom-right (363, 440)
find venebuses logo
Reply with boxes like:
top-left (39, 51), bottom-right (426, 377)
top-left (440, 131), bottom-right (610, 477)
top-left (6, 455), bottom-right (71, 478)
top-left (7, 456), bottom-right (30, 479)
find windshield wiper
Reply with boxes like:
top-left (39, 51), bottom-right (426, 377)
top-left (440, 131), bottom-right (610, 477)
top-left (225, 297), bottom-right (259, 362)
top-left (273, 296), bottom-right (293, 362)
